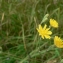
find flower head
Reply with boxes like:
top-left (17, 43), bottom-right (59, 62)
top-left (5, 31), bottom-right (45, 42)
top-left (50, 19), bottom-right (58, 28)
top-left (37, 24), bottom-right (52, 39)
top-left (54, 36), bottom-right (63, 48)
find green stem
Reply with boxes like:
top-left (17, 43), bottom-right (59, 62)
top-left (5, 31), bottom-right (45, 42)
top-left (19, 45), bottom-right (54, 63)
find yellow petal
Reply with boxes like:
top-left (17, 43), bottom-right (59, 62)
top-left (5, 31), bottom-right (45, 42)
top-left (50, 19), bottom-right (58, 28)
top-left (43, 24), bottom-right (47, 30)
top-left (54, 36), bottom-right (63, 48)
top-left (46, 28), bottom-right (50, 31)
top-left (41, 35), bottom-right (44, 39)
top-left (45, 35), bottom-right (51, 39)
top-left (47, 31), bottom-right (52, 35)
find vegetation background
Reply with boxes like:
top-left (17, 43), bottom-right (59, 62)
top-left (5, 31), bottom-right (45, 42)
top-left (0, 0), bottom-right (63, 63)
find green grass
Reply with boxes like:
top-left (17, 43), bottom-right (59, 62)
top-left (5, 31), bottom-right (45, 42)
top-left (0, 0), bottom-right (63, 63)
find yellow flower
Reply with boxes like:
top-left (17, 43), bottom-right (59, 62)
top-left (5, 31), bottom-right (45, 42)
top-left (37, 24), bottom-right (52, 39)
top-left (54, 36), bottom-right (63, 48)
top-left (50, 19), bottom-right (58, 28)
